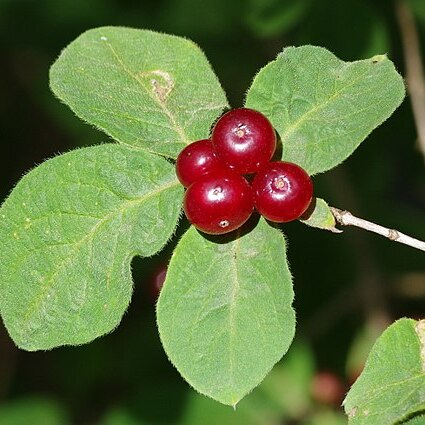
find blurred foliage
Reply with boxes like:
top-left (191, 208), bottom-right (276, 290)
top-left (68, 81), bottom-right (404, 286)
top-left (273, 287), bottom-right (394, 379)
top-left (0, 397), bottom-right (70, 425)
top-left (0, 0), bottom-right (424, 423)
top-left (244, 0), bottom-right (311, 38)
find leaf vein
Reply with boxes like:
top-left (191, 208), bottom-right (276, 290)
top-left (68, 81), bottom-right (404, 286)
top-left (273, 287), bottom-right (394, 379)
top-left (19, 179), bottom-right (180, 336)
top-left (279, 66), bottom-right (375, 143)
top-left (103, 41), bottom-right (189, 145)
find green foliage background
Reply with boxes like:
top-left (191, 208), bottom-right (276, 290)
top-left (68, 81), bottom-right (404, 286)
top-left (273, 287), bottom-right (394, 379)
top-left (0, 0), bottom-right (424, 424)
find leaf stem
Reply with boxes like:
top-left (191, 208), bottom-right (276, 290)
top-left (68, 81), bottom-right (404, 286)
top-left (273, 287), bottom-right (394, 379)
top-left (330, 207), bottom-right (425, 252)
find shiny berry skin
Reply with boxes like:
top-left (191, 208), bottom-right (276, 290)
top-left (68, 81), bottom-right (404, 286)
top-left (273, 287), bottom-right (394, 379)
top-left (252, 161), bottom-right (313, 222)
top-left (211, 108), bottom-right (276, 174)
top-left (176, 139), bottom-right (225, 187)
top-left (184, 170), bottom-right (254, 234)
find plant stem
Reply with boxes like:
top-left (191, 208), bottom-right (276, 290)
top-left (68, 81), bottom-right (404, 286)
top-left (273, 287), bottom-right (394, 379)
top-left (331, 207), bottom-right (425, 252)
top-left (395, 0), bottom-right (425, 159)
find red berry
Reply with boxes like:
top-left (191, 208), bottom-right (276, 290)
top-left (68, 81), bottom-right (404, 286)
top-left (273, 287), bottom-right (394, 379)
top-left (176, 139), bottom-right (225, 187)
top-left (184, 170), bottom-right (254, 234)
top-left (311, 371), bottom-right (346, 406)
top-left (252, 161), bottom-right (313, 222)
top-left (211, 108), bottom-right (276, 174)
top-left (148, 264), bottom-right (167, 301)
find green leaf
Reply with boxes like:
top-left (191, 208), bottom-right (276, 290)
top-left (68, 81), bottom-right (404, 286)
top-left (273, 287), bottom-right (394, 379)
top-left (180, 342), bottom-right (314, 424)
top-left (299, 198), bottom-right (340, 232)
top-left (245, 46), bottom-right (405, 175)
top-left (402, 415), bottom-right (425, 425)
top-left (343, 318), bottom-right (425, 425)
top-left (50, 26), bottom-right (228, 158)
top-left (0, 144), bottom-right (183, 351)
top-left (157, 218), bottom-right (295, 406)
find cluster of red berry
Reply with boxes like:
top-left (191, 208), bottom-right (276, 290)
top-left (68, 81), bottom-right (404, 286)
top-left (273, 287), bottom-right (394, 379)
top-left (176, 108), bottom-right (313, 234)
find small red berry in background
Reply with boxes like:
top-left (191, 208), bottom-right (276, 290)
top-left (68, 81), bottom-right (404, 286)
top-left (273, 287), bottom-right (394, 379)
top-left (176, 139), bottom-right (225, 187)
top-left (211, 108), bottom-right (276, 174)
top-left (183, 170), bottom-right (254, 235)
top-left (311, 371), bottom-right (346, 406)
top-left (148, 264), bottom-right (167, 301)
top-left (252, 161), bottom-right (313, 222)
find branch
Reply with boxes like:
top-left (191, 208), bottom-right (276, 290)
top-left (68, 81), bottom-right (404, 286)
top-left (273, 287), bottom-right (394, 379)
top-left (395, 0), bottom-right (425, 159)
top-left (330, 207), bottom-right (425, 252)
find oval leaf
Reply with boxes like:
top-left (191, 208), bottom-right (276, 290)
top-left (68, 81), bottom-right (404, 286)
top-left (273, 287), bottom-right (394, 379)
top-left (50, 27), bottom-right (229, 158)
top-left (157, 218), bottom-right (295, 406)
top-left (245, 46), bottom-right (405, 175)
top-left (343, 318), bottom-right (425, 424)
top-left (0, 144), bottom-right (183, 350)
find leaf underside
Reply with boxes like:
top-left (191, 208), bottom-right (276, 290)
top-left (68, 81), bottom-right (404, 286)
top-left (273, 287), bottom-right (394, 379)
top-left (157, 218), bottom-right (295, 406)
top-left (0, 144), bottom-right (183, 351)
top-left (299, 197), bottom-right (339, 232)
top-left (245, 45), bottom-right (405, 175)
top-left (50, 26), bottom-right (229, 158)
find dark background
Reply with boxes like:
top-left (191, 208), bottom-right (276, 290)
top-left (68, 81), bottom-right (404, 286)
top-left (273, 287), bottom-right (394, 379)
top-left (0, 0), bottom-right (424, 424)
